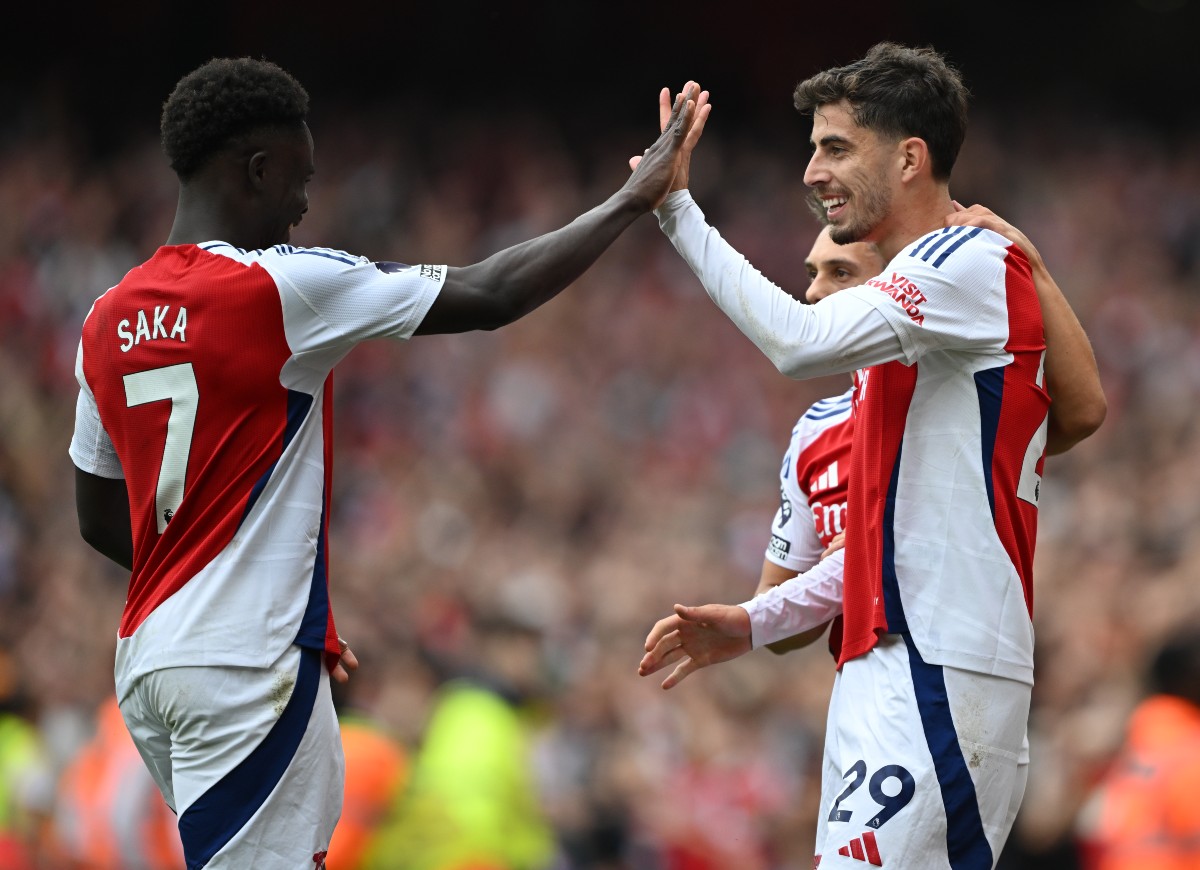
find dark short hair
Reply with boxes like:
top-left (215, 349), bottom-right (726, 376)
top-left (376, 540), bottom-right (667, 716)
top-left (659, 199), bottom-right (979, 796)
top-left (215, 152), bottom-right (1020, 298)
top-left (160, 57), bottom-right (310, 180)
top-left (793, 42), bottom-right (969, 181)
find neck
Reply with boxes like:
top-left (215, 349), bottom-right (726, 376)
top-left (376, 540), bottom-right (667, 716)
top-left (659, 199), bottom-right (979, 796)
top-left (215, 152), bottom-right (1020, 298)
top-left (873, 185), bottom-right (955, 263)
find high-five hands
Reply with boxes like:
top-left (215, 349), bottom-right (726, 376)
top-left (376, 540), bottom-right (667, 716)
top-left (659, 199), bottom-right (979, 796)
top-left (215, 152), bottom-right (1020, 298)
top-left (638, 602), bottom-right (752, 689)
top-left (629, 81), bottom-right (711, 196)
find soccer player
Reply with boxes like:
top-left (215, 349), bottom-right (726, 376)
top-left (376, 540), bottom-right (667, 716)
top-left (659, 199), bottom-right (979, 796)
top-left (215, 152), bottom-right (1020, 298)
top-left (68, 57), bottom-right (703, 869)
top-left (638, 43), bottom-right (1106, 868)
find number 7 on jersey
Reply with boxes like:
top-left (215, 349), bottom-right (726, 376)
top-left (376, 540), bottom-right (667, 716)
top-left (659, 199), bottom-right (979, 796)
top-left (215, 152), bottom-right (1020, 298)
top-left (123, 363), bottom-right (198, 534)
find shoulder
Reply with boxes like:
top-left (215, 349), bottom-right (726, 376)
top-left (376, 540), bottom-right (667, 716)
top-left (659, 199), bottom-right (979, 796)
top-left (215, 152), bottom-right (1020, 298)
top-left (801, 388), bottom-right (854, 423)
top-left (790, 387), bottom-right (854, 447)
top-left (201, 242), bottom-right (368, 270)
top-left (896, 226), bottom-right (1018, 277)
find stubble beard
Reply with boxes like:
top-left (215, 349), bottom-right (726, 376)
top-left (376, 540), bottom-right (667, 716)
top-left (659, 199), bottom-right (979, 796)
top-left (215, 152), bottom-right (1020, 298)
top-left (828, 180), bottom-right (892, 246)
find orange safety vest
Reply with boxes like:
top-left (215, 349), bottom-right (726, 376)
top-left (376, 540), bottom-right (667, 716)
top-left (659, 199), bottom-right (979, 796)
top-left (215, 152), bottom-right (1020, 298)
top-left (1078, 695), bottom-right (1200, 870)
top-left (327, 714), bottom-right (407, 870)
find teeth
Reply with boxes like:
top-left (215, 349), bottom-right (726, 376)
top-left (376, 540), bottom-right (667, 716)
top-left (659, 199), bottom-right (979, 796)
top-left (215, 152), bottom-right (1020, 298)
top-left (824, 196), bottom-right (848, 212)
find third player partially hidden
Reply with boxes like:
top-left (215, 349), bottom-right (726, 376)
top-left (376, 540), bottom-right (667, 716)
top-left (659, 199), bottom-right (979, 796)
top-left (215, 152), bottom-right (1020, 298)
top-left (638, 43), bottom-right (1105, 869)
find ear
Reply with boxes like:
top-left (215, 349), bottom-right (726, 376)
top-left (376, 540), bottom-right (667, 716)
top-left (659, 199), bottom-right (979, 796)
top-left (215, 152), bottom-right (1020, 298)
top-left (247, 150), bottom-right (270, 190)
top-left (898, 137), bottom-right (929, 182)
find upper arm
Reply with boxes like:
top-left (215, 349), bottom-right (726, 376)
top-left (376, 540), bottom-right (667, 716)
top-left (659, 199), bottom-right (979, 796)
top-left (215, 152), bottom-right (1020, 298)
top-left (413, 264), bottom-right (514, 335)
top-left (1033, 261), bottom-right (1107, 454)
top-left (74, 466), bottom-right (132, 571)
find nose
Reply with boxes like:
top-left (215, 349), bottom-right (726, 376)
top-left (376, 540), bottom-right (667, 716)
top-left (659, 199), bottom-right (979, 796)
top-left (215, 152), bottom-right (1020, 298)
top-left (806, 278), bottom-right (834, 304)
top-left (803, 151), bottom-right (828, 188)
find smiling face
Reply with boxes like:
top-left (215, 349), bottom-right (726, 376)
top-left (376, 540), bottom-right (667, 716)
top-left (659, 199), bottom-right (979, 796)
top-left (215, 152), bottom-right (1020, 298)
top-left (803, 100), bottom-right (898, 246)
top-left (804, 224), bottom-right (884, 304)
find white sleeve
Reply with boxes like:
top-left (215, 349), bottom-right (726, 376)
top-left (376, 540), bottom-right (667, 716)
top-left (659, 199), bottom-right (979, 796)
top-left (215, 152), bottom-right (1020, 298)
top-left (655, 191), bottom-right (906, 379)
top-left (739, 549), bottom-right (844, 649)
top-left (252, 247), bottom-right (445, 356)
top-left (764, 423), bottom-right (824, 573)
top-left (856, 226), bottom-right (1018, 364)
top-left (68, 342), bottom-right (123, 479)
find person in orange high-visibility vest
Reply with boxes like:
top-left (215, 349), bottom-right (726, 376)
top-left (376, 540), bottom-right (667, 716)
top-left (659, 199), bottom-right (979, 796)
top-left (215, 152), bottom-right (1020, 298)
top-left (1076, 626), bottom-right (1200, 870)
top-left (327, 709), bottom-right (407, 869)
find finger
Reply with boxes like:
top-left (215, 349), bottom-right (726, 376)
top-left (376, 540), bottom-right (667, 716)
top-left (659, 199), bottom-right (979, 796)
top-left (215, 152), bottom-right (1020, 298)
top-left (629, 155), bottom-right (642, 171)
top-left (644, 640), bottom-right (690, 673)
top-left (645, 616), bottom-right (683, 651)
top-left (661, 656), bottom-right (698, 690)
top-left (658, 86), bottom-right (671, 132)
top-left (682, 99), bottom-right (711, 151)
top-left (665, 89), bottom-right (686, 128)
top-left (341, 647), bottom-right (360, 673)
top-left (331, 662), bottom-right (349, 684)
top-left (639, 643), bottom-right (688, 676)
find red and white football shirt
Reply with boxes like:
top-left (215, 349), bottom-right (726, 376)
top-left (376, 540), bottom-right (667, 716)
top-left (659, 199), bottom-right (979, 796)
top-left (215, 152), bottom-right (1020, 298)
top-left (70, 242), bottom-right (443, 695)
top-left (766, 386), bottom-right (854, 572)
top-left (765, 387), bottom-right (853, 658)
top-left (658, 192), bottom-right (1049, 683)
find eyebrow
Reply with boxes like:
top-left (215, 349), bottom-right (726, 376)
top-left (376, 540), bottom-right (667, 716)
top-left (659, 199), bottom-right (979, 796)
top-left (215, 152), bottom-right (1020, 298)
top-left (807, 257), bottom-right (862, 272)
top-left (812, 134), bottom-right (853, 149)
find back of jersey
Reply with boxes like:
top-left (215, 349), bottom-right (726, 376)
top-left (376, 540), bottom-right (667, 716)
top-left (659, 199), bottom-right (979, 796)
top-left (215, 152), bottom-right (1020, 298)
top-left (76, 244), bottom-right (334, 677)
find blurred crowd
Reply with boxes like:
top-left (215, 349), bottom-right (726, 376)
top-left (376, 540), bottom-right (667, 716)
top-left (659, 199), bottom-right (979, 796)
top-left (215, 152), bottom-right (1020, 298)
top-left (0, 92), bottom-right (1198, 869)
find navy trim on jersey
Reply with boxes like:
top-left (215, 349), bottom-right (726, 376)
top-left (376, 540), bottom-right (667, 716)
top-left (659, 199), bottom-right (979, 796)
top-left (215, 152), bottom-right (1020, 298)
top-left (240, 391), bottom-right (313, 526)
top-left (907, 226), bottom-right (986, 269)
top-left (881, 442), bottom-right (908, 633)
top-left (909, 227), bottom-right (954, 260)
top-left (290, 248), bottom-right (358, 266)
top-left (294, 488), bottom-right (330, 651)
top-left (804, 393), bottom-right (853, 421)
top-left (902, 634), bottom-right (994, 870)
top-left (932, 227), bottom-right (984, 269)
top-left (178, 646), bottom-right (321, 869)
top-left (912, 227), bottom-right (962, 262)
top-left (975, 367), bottom-right (1005, 521)
top-left (199, 242), bottom-right (244, 254)
top-left (804, 403), bottom-right (852, 422)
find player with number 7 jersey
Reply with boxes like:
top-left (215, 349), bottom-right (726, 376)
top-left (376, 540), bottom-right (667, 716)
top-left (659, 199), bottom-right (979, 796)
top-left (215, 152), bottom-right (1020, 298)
top-left (71, 243), bottom-right (444, 684)
top-left (69, 55), bottom-right (708, 870)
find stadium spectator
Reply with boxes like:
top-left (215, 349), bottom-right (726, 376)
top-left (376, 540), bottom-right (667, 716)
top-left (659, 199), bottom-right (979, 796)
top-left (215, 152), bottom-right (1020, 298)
top-left (1074, 624), bottom-right (1200, 870)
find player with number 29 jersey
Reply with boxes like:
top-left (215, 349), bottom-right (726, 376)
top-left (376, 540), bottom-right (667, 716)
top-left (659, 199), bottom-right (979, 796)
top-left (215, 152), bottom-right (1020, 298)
top-left (658, 191), bottom-right (1051, 685)
top-left (70, 242), bottom-right (444, 699)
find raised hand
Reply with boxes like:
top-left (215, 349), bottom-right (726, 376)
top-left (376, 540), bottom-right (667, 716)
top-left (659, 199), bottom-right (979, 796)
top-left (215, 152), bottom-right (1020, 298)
top-left (628, 81), bottom-right (711, 197)
top-left (638, 602), bottom-right (752, 689)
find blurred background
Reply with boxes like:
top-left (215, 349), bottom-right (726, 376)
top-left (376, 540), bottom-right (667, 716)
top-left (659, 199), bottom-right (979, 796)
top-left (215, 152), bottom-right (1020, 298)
top-left (0, 0), bottom-right (1198, 867)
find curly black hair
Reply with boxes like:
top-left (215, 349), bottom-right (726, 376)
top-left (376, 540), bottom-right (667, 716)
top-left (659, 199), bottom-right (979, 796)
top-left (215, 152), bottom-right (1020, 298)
top-left (160, 57), bottom-right (310, 180)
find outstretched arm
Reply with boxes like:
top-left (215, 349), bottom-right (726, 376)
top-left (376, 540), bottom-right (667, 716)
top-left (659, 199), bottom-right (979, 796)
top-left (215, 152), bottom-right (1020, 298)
top-left (946, 204), bottom-right (1106, 454)
top-left (415, 87), bottom-right (711, 335)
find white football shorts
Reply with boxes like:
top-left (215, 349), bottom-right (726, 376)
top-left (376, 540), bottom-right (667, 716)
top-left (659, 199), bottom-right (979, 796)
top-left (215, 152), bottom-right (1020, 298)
top-left (119, 644), bottom-right (344, 869)
top-left (814, 634), bottom-right (1030, 869)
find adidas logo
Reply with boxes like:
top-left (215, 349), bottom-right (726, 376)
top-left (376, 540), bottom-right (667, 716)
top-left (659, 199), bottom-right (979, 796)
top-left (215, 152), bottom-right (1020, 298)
top-left (836, 830), bottom-right (882, 865)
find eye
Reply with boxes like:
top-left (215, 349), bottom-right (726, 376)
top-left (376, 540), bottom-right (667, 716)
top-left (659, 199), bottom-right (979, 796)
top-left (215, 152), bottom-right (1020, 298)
top-left (806, 268), bottom-right (818, 281)
top-left (835, 269), bottom-right (852, 280)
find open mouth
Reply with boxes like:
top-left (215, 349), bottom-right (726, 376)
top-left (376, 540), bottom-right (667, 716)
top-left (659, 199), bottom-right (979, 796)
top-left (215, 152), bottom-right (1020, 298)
top-left (823, 195), bottom-right (849, 220)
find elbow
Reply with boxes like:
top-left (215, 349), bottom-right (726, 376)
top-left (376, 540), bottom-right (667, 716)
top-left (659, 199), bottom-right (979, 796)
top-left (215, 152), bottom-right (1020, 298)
top-left (1065, 391), bottom-right (1109, 443)
top-left (1045, 393), bottom-right (1108, 455)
